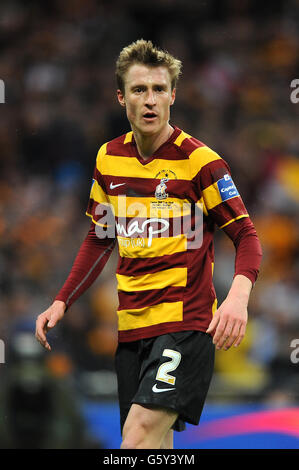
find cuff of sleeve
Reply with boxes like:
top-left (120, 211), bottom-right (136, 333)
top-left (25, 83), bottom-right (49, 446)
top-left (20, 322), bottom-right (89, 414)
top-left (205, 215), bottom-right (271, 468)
top-left (233, 270), bottom-right (257, 287)
top-left (53, 295), bottom-right (69, 312)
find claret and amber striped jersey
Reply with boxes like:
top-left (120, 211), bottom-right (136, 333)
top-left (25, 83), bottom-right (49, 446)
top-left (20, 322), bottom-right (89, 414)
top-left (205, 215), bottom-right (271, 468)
top-left (86, 125), bottom-right (249, 342)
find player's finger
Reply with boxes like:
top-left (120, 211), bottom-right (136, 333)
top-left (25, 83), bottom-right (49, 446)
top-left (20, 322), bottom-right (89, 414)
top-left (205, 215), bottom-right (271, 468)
top-left (233, 322), bottom-right (247, 348)
top-left (215, 320), bottom-right (233, 349)
top-left (35, 317), bottom-right (47, 341)
top-left (47, 315), bottom-right (58, 328)
top-left (35, 315), bottom-right (51, 349)
top-left (223, 321), bottom-right (241, 350)
top-left (35, 331), bottom-right (51, 351)
top-left (206, 312), bottom-right (220, 334)
top-left (212, 317), bottom-right (228, 348)
top-left (35, 327), bottom-right (46, 346)
top-left (35, 331), bottom-right (51, 350)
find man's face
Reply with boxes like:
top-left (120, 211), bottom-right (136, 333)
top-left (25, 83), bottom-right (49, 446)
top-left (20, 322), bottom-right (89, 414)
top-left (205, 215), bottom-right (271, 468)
top-left (117, 64), bottom-right (176, 137)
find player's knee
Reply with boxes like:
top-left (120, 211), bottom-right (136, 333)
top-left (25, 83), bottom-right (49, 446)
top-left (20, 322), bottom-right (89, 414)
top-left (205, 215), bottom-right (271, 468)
top-left (121, 420), bottom-right (154, 449)
top-left (121, 437), bottom-right (139, 449)
top-left (121, 430), bottom-right (146, 449)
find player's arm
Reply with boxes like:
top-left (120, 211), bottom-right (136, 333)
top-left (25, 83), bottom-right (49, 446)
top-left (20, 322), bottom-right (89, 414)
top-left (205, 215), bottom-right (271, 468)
top-left (196, 152), bottom-right (262, 350)
top-left (35, 300), bottom-right (66, 351)
top-left (36, 148), bottom-right (116, 350)
top-left (206, 216), bottom-right (262, 350)
top-left (207, 273), bottom-right (251, 350)
top-left (35, 221), bottom-right (116, 350)
top-left (206, 266), bottom-right (253, 351)
top-left (206, 203), bottom-right (263, 351)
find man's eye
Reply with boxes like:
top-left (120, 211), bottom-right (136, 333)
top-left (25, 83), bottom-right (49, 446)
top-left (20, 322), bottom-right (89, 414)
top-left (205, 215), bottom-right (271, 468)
top-left (155, 86), bottom-right (166, 92)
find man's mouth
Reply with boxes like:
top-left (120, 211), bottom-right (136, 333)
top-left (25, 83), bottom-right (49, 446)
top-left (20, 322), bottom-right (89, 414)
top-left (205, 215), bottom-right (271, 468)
top-left (143, 112), bottom-right (157, 121)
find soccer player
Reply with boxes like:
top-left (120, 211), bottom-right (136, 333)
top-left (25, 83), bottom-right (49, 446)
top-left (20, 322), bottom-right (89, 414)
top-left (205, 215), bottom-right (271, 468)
top-left (35, 40), bottom-right (262, 449)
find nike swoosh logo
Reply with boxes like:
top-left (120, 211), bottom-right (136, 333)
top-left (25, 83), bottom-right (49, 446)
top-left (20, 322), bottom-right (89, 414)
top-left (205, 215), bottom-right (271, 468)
top-left (152, 384), bottom-right (175, 393)
top-left (110, 182), bottom-right (126, 189)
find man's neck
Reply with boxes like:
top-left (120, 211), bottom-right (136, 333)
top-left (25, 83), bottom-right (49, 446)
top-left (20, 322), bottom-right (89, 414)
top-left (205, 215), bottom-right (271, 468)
top-left (133, 124), bottom-right (174, 160)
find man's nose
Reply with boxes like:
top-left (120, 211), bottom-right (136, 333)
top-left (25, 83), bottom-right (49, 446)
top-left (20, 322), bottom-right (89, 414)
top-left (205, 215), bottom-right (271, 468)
top-left (145, 89), bottom-right (156, 106)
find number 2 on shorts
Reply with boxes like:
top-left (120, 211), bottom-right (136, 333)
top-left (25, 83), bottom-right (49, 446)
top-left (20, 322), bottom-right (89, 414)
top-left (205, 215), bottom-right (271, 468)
top-left (155, 349), bottom-right (181, 385)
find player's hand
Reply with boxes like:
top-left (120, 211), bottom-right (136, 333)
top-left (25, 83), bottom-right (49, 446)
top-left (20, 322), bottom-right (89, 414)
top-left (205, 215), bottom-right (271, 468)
top-left (35, 300), bottom-right (66, 351)
top-left (206, 296), bottom-right (248, 350)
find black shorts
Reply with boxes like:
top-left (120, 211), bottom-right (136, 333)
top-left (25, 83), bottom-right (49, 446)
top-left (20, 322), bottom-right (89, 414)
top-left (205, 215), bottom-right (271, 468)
top-left (115, 330), bottom-right (215, 433)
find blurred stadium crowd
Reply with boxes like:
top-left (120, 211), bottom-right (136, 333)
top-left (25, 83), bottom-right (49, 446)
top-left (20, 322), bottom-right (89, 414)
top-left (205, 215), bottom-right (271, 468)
top-left (0, 0), bottom-right (299, 447)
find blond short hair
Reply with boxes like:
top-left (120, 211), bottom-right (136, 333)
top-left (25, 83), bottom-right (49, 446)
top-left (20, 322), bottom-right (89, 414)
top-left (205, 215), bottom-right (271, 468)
top-left (116, 39), bottom-right (182, 93)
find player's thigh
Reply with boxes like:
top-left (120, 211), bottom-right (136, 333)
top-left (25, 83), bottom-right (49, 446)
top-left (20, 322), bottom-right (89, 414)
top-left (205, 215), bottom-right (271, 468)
top-left (122, 403), bottom-right (178, 442)
top-left (115, 341), bottom-right (141, 433)
top-left (133, 331), bottom-right (214, 429)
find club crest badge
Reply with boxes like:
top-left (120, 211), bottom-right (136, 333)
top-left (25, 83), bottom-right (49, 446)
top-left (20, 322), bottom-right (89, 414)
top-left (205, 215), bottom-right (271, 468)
top-left (154, 169), bottom-right (177, 201)
top-left (155, 178), bottom-right (169, 200)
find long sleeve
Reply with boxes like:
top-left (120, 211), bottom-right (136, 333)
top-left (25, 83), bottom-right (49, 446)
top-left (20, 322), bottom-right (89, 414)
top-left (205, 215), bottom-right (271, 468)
top-left (54, 222), bottom-right (116, 308)
top-left (194, 151), bottom-right (262, 285)
top-left (223, 217), bottom-right (262, 285)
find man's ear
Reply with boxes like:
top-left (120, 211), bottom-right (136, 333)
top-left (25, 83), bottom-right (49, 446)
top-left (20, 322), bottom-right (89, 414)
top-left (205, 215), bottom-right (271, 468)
top-left (117, 89), bottom-right (126, 107)
top-left (170, 87), bottom-right (176, 106)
